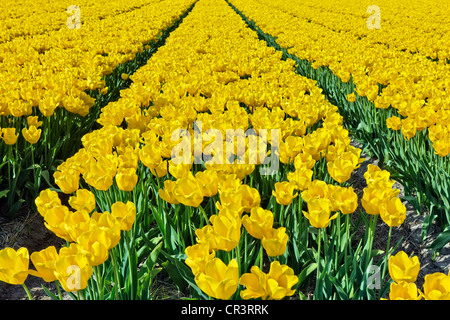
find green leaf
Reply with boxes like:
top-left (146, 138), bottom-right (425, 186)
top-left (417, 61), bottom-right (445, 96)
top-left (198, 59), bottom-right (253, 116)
top-left (0, 189), bottom-right (9, 199)
top-left (429, 225), bottom-right (450, 253)
top-left (41, 284), bottom-right (60, 300)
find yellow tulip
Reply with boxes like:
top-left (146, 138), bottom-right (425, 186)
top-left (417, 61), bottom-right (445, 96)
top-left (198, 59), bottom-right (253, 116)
top-left (195, 258), bottom-right (239, 300)
top-left (242, 207), bottom-right (274, 240)
top-left (173, 173), bottom-right (204, 207)
top-left (209, 212), bottom-right (241, 252)
top-left (28, 246), bottom-right (59, 282)
top-left (266, 261), bottom-right (298, 300)
top-left (261, 227), bottom-right (289, 257)
top-left (69, 189), bottom-right (96, 212)
top-left (302, 198), bottom-right (338, 229)
top-left (26, 116), bottom-right (43, 128)
top-left (239, 265), bottom-right (269, 300)
top-left (195, 170), bottom-right (219, 197)
top-left (380, 197), bottom-right (407, 227)
top-left (420, 272), bottom-right (450, 300)
top-left (64, 209), bottom-right (92, 242)
top-left (110, 201), bottom-right (136, 231)
top-left (53, 249), bottom-right (93, 292)
top-left (115, 167), bottom-right (138, 191)
top-left (287, 166), bottom-right (313, 191)
top-left (43, 205), bottom-right (73, 242)
top-left (1, 127), bottom-right (19, 145)
top-left (77, 229), bottom-right (111, 266)
top-left (386, 116), bottom-right (402, 131)
top-left (54, 169), bottom-right (80, 194)
top-left (331, 186), bottom-right (358, 214)
top-left (272, 181), bottom-right (298, 205)
top-left (347, 92), bottom-right (356, 102)
top-left (401, 118), bottom-right (417, 140)
top-left (89, 211), bottom-right (121, 249)
top-left (388, 251), bottom-right (420, 283)
top-left (35, 189), bottom-right (62, 217)
top-left (0, 247), bottom-right (29, 285)
top-left (158, 180), bottom-right (180, 205)
top-left (384, 281), bottom-right (421, 300)
top-left (22, 125), bottom-right (42, 144)
top-left (237, 184), bottom-right (261, 213)
top-left (185, 242), bottom-right (215, 276)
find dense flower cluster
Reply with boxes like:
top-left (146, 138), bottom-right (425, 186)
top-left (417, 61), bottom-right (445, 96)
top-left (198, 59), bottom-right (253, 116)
top-left (230, 0), bottom-right (450, 157)
top-left (0, 0), bottom-right (197, 145)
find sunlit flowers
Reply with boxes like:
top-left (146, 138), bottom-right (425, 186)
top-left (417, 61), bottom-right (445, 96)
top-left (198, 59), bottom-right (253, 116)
top-left (302, 198), bottom-right (338, 229)
top-left (272, 181), bottom-right (298, 205)
top-left (0, 247), bottom-right (29, 285)
top-left (388, 251), bottom-right (420, 283)
top-left (195, 258), bottom-right (239, 300)
top-left (240, 261), bottom-right (298, 300)
top-left (420, 272), bottom-right (450, 300)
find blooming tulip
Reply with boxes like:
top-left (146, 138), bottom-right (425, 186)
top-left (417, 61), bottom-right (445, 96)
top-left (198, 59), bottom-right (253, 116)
top-left (388, 251), bottom-right (420, 283)
top-left (0, 247), bottom-right (29, 285)
top-left (195, 258), bottom-right (239, 300)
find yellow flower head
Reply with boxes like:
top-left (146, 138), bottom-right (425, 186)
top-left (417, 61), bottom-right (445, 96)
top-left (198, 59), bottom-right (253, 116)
top-left (195, 258), bottom-right (239, 300)
top-left (261, 227), bottom-right (289, 257)
top-left (110, 201), bottom-right (136, 231)
top-left (69, 189), bottom-right (96, 213)
top-left (272, 181), bottom-right (298, 206)
top-left (29, 246), bottom-right (59, 282)
top-left (0, 247), bottom-right (29, 285)
top-left (302, 198), bottom-right (338, 229)
top-left (388, 251), bottom-right (420, 283)
top-left (242, 207), bottom-right (274, 240)
top-left (420, 272), bottom-right (450, 300)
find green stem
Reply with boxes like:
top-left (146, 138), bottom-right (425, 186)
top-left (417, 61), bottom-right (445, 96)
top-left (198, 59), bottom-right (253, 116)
top-left (22, 283), bottom-right (33, 300)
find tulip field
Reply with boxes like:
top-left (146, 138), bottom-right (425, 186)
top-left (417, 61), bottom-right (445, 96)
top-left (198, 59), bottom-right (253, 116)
top-left (0, 0), bottom-right (449, 302)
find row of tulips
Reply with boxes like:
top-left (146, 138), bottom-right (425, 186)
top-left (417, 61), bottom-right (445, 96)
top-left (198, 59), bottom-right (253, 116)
top-left (0, 0), bottom-right (198, 217)
top-left (228, 0), bottom-right (450, 252)
top-left (0, 0), bottom-right (445, 300)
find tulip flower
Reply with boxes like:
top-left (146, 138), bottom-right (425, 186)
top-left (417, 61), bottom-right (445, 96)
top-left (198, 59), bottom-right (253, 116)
top-left (380, 197), bottom-right (407, 227)
top-left (242, 207), bottom-right (274, 240)
top-left (347, 92), bottom-right (356, 102)
top-left (28, 246), bottom-right (59, 282)
top-left (54, 168), bottom-right (80, 194)
top-left (266, 261), bottom-right (298, 299)
top-left (261, 227), bottom-right (289, 257)
top-left (384, 281), bottom-right (421, 300)
top-left (110, 201), bottom-right (136, 231)
top-left (1, 127), bottom-right (19, 145)
top-left (185, 243), bottom-right (215, 276)
top-left (235, 184), bottom-right (260, 212)
top-left (90, 212), bottom-right (121, 249)
top-left (0, 247), bottom-right (29, 285)
top-left (239, 265), bottom-right (269, 300)
top-left (158, 180), bottom-right (180, 205)
top-left (35, 189), bottom-right (62, 217)
top-left (331, 186), bottom-right (358, 214)
top-left (173, 173), bottom-right (204, 207)
top-left (77, 229), bottom-right (111, 266)
top-left (302, 198), bottom-right (338, 229)
top-left (69, 189), bottom-right (96, 212)
top-left (209, 212), bottom-right (242, 252)
top-left (53, 250), bottom-right (93, 292)
top-left (419, 272), bottom-right (450, 300)
top-left (386, 116), bottom-right (402, 131)
top-left (388, 251), bottom-right (420, 283)
top-left (287, 167), bottom-right (313, 191)
top-left (22, 125), bottom-right (42, 144)
top-left (272, 181), bottom-right (298, 205)
top-left (195, 170), bottom-right (219, 197)
top-left (401, 118), bottom-right (417, 140)
top-left (43, 205), bottom-right (73, 242)
top-left (115, 167), bottom-right (138, 191)
top-left (195, 258), bottom-right (239, 300)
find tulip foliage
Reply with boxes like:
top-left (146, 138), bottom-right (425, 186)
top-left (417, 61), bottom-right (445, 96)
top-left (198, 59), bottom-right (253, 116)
top-left (1, 0), bottom-right (449, 301)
